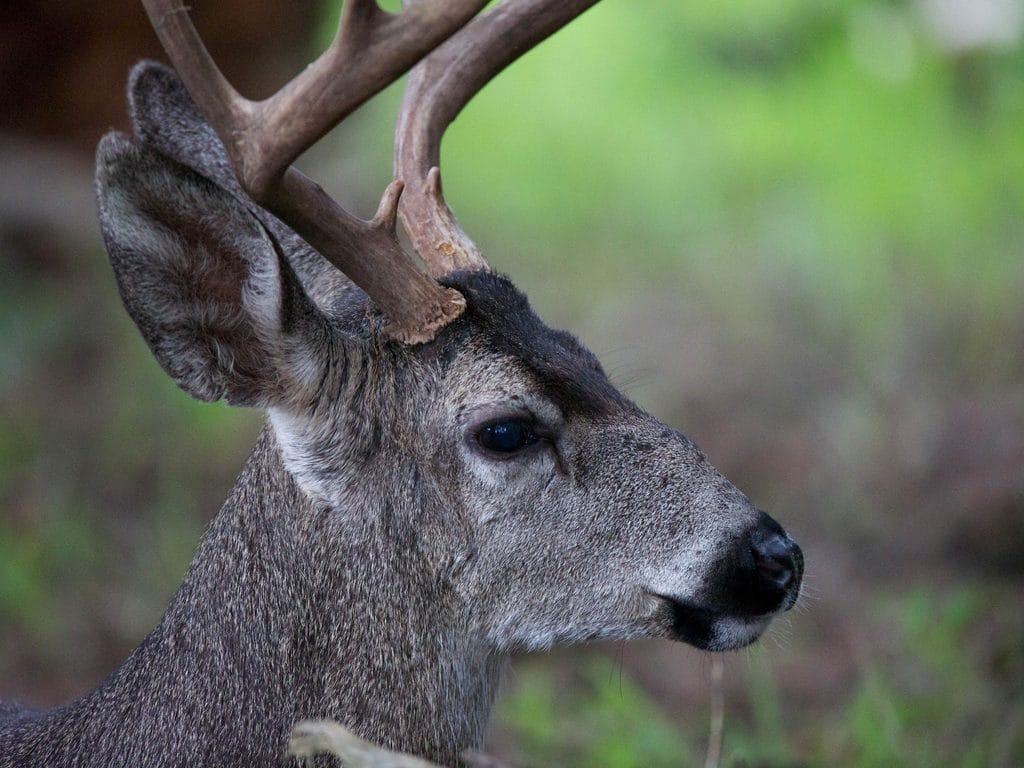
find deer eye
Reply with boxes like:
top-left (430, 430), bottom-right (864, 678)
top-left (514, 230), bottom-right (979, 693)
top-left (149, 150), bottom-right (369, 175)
top-left (477, 419), bottom-right (538, 454)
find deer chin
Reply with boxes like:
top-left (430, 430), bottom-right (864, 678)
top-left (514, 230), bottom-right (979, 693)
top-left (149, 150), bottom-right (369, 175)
top-left (652, 595), bottom-right (775, 652)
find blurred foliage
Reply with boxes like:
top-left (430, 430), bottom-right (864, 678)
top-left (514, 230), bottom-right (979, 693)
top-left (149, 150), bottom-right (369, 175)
top-left (1, 0), bottom-right (1022, 765)
top-left (324, 0), bottom-right (1023, 338)
top-left (497, 587), bottom-right (1023, 767)
top-left (499, 658), bottom-right (693, 767)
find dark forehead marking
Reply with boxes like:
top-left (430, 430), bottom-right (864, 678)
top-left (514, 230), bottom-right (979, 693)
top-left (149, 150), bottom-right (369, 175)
top-left (440, 270), bottom-right (630, 417)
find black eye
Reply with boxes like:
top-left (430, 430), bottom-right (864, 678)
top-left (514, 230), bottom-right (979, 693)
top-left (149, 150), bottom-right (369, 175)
top-left (477, 419), bottom-right (538, 454)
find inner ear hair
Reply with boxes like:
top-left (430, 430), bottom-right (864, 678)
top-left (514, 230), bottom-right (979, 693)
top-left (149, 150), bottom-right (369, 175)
top-left (97, 133), bottom-right (330, 408)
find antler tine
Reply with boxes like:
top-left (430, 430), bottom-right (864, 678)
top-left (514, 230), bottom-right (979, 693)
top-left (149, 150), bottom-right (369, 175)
top-left (395, 0), bottom-right (602, 276)
top-left (143, 0), bottom-right (489, 198)
top-left (141, 0), bottom-right (492, 344)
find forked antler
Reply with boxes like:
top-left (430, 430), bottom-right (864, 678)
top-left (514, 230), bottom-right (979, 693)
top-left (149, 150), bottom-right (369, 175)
top-left (142, 0), bottom-right (600, 343)
top-left (395, 0), bottom-right (601, 274)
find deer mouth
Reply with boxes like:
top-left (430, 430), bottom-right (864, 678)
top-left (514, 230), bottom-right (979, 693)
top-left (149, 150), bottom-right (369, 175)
top-left (651, 594), bottom-right (774, 651)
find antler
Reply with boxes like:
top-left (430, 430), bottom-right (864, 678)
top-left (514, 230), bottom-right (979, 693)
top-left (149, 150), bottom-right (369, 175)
top-left (142, 0), bottom-right (601, 343)
top-left (395, 0), bottom-right (601, 275)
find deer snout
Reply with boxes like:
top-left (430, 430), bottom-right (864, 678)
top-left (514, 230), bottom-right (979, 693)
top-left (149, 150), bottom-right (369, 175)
top-left (729, 513), bottom-right (804, 616)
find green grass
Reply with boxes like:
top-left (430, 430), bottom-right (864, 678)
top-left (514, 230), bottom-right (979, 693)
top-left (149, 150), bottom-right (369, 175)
top-left (495, 587), bottom-right (1023, 767)
top-left (499, 658), bottom-right (694, 768)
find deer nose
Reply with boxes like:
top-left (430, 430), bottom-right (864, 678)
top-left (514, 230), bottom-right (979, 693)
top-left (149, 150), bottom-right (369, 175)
top-left (750, 528), bottom-right (803, 595)
top-left (729, 515), bottom-right (803, 615)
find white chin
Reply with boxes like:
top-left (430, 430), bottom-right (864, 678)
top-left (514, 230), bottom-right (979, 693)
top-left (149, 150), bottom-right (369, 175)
top-left (706, 615), bottom-right (772, 651)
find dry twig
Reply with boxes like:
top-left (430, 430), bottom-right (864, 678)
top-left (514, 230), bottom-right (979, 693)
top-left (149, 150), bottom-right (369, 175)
top-left (703, 656), bottom-right (725, 768)
top-left (289, 720), bottom-right (441, 768)
top-left (288, 721), bottom-right (519, 768)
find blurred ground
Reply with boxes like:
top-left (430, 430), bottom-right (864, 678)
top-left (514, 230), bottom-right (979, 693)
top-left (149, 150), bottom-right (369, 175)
top-left (1, 1), bottom-right (1022, 766)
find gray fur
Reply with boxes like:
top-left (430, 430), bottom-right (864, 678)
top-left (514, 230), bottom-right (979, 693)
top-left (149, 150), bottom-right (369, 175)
top-left (0, 65), bottom-right (802, 767)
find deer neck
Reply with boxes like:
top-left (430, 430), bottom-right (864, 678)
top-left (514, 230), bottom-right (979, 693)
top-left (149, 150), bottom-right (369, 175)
top-left (8, 425), bottom-right (500, 767)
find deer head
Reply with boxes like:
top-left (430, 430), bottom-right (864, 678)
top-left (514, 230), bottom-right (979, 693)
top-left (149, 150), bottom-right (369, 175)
top-left (85, 0), bottom-right (804, 762)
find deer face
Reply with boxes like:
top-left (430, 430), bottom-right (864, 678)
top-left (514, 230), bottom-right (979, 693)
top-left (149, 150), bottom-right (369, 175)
top-left (266, 270), bottom-right (803, 654)
top-left (253, 271), bottom-right (800, 654)
top-left (408, 272), bottom-right (803, 652)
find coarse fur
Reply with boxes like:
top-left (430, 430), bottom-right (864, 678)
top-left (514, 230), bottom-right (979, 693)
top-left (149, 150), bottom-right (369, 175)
top-left (0, 63), bottom-right (803, 767)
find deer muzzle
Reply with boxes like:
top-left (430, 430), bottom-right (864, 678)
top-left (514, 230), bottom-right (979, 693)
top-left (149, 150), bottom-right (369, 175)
top-left (652, 511), bottom-right (803, 651)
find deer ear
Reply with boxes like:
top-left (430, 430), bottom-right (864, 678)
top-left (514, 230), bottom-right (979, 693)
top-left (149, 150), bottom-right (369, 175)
top-left (128, 61), bottom-right (242, 200)
top-left (96, 132), bottom-right (329, 408)
top-left (125, 60), bottom-right (354, 311)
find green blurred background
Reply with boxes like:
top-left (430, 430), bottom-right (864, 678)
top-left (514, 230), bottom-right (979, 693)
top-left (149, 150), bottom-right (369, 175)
top-left (1, 0), bottom-right (1022, 765)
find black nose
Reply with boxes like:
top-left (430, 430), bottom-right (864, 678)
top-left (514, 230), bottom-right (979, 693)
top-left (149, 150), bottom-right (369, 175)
top-left (751, 528), bottom-right (803, 593)
top-left (730, 517), bottom-right (804, 615)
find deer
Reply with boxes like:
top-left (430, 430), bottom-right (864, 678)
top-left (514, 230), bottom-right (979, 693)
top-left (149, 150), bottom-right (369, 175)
top-left (0, 1), bottom-right (804, 766)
